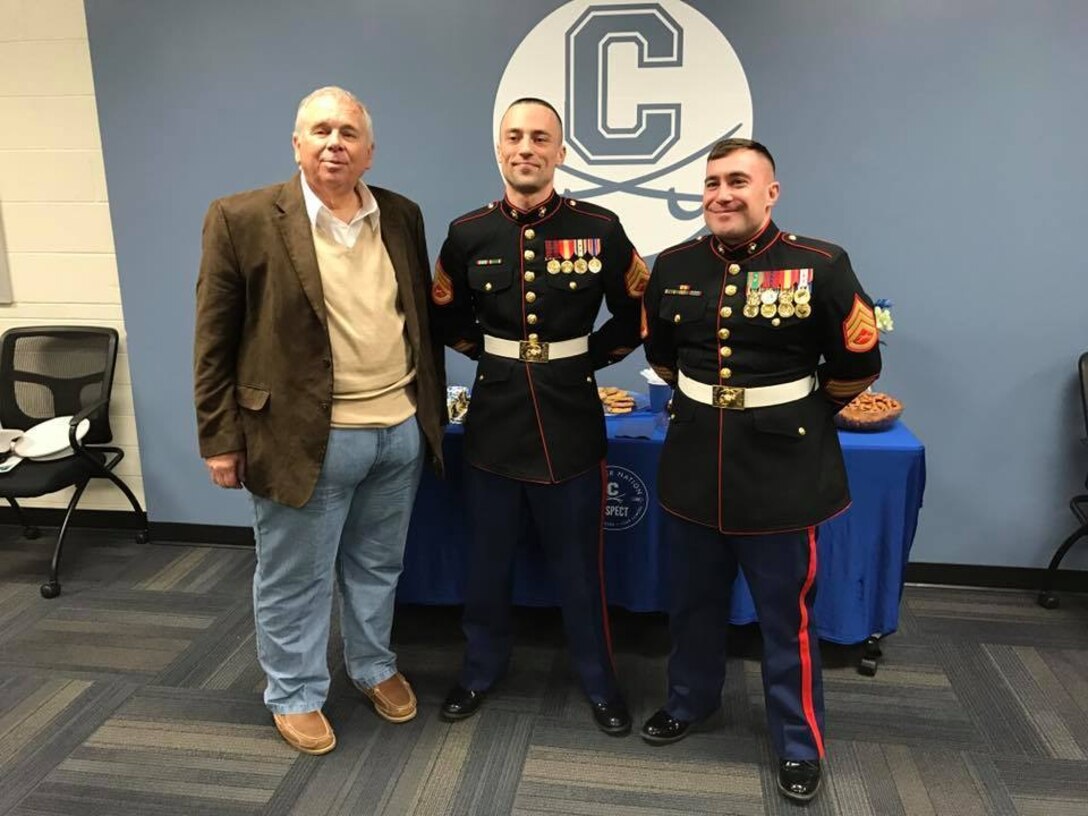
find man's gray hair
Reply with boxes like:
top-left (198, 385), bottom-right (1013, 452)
top-left (294, 86), bottom-right (374, 145)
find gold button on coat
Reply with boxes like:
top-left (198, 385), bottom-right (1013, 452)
top-left (718, 328), bottom-right (730, 340)
top-left (720, 306), bottom-right (732, 318)
top-left (524, 249), bottom-right (535, 261)
top-left (525, 291), bottom-right (537, 303)
top-left (725, 284), bottom-right (738, 296)
top-left (673, 314), bottom-right (682, 323)
top-left (569, 281), bottom-right (577, 290)
top-left (524, 229), bottom-right (536, 240)
top-left (720, 367), bottom-right (732, 379)
top-left (484, 282), bottom-right (492, 291)
top-left (524, 271), bottom-right (536, 282)
top-left (798, 427), bottom-right (806, 436)
top-left (719, 346), bottom-right (732, 357)
top-left (728, 263), bottom-right (741, 275)
top-left (527, 313), bottom-right (538, 324)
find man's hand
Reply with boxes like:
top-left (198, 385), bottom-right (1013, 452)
top-left (205, 450), bottom-right (246, 489)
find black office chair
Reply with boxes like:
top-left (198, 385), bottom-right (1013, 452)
top-left (0, 326), bottom-right (149, 599)
top-left (1038, 351), bottom-right (1088, 609)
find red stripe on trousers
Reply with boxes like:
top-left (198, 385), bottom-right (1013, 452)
top-left (798, 526), bottom-right (825, 757)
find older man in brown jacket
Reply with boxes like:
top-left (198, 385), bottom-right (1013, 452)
top-left (194, 86), bottom-right (444, 755)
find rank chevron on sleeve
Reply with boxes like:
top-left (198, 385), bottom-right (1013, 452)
top-left (842, 294), bottom-right (878, 352)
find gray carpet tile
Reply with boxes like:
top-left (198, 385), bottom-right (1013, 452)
top-left (1, 529), bottom-right (1087, 815)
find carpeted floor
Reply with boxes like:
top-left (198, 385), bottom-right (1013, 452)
top-left (1, 528), bottom-right (1086, 815)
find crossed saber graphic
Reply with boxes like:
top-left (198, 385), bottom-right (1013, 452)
top-left (558, 123), bottom-right (743, 219)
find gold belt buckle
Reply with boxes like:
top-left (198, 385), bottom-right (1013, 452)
top-left (711, 385), bottom-right (745, 410)
top-left (519, 340), bottom-right (549, 363)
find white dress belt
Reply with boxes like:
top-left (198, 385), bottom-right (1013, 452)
top-left (483, 334), bottom-right (590, 363)
top-left (677, 370), bottom-right (816, 410)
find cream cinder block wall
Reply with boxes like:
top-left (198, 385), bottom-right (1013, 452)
top-left (0, 0), bottom-right (144, 511)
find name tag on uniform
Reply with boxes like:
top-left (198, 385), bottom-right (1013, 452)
top-left (663, 287), bottom-right (703, 296)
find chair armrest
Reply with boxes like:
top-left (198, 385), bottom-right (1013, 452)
top-left (69, 396), bottom-right (109, 449)
top-left (69, 397), bottom-right (125, 475)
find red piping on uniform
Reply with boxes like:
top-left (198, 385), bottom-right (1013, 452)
top-left (451, 205), bottom-right (498, 227)
top-left (717, 405), bottom-right (725, 532)
top-left (711, 230), bottom-right (782, 263)
top-left (524, 364), bottom-right (557, 482)
top-left (715, 277), bottom-right (728, 533)
top-left (781, 235), bottom-right (833, 260)
top-left (714, 499), bottom-right (853, 536)
top-left (467, 459), bottom-right (553, 485)
top-left (597, 460), bottom-right (616, 670)
top-left (798, 526), bottom-right (826, 758)
top-left (566, 200), bottom-right (614, 223)
top-left (520, 226), bottom-right (528, 338)
top-left (721, 219), bottom-right (773, 253)
top-left (656, 236), bottom-right (704, 261)
top-left (656, 497), bottom-right (853, 536)
top-left (499, 193), bottom-right (564, 226)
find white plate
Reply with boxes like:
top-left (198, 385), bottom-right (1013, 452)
top-left (0, 429), bottom-right (21, 452)
top-left (12, 416), bottom-right (91, 461)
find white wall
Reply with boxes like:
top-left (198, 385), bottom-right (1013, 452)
top-left (0, 0), bottom-right (143, 510)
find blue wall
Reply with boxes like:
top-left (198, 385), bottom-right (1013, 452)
top-left (86, 0), bottom-right (1088, 569)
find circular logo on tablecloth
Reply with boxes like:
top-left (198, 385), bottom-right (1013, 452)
top-left (604, 465), bottom-right (648, 531)
top-left (495, 0), bottom-right (752, 256)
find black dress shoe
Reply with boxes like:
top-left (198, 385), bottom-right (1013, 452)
top-left (639, 709), bottom-right (692, 745)
top-left (591, 700), bottom-right (631, 736)
top-left (440, 685), bottom-right (485, 721)
top-left (777, 759), bottom-right (821, 803)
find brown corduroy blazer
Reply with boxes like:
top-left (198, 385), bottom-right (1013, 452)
top-left (194, 174), bottom-right (446, 507)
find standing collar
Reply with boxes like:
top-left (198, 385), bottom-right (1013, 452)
top-left (498, 190), bottom-right (562, 224)
top-left (709, 219), bottom-right (780, 261)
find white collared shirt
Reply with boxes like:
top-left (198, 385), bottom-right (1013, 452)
top-left (300, 175), bottom-right (379, 249)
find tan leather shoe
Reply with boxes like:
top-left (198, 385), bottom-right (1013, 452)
top-left (272, 710), bottom-right (336, 755)
top-left (360, 672), bottom-right (417, 723)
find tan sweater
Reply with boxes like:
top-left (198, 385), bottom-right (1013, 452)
top-left (312, 222), bottom-right (416, 427)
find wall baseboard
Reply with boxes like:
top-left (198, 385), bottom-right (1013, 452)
top-left (0, 507), bottom-right (254, 546)
top-left (1, 508), bottom-right (1085, 592)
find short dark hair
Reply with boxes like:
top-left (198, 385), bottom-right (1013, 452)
top-left (504, 97), bottom-right (564, 134)
top-left (707, 138), bottom-right (775, 172)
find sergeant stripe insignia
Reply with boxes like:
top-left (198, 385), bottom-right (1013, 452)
top-left (624, 253), bottom-right (650, 298)
top-left (842, 294), bottom-right (879, 352)
top-left (824, 375), bottom-right (878, 400)
top-left (431, 261), bottom-right (453, 306)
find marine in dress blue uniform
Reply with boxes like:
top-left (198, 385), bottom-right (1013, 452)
top-left (431, 99), bottom-right (647, 734)
top-left (641, 139), bottom-right (882, 802)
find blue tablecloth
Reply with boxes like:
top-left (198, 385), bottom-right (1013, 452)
top-left (399, 411), bottom-right (926, 645)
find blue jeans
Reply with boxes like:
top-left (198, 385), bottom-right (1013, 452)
top-left (250, 416), bottom-right (423, 714)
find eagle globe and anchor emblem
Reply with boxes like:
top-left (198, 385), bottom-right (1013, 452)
top-left (494, 0), bottom-right (754, 257)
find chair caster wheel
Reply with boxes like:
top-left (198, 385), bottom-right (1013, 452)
top-left (40, 582), bottom-right (61, 599)
top-left (24, 526), bottom-right (41, 540)
top-left (1037, 591), bottom-right (1060, 610)
top-left (136, 529), bottom-right (150, 545)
